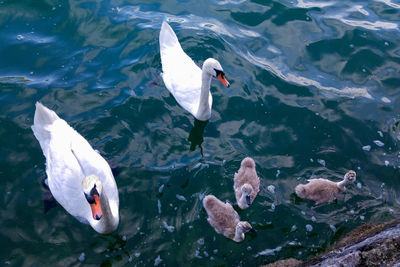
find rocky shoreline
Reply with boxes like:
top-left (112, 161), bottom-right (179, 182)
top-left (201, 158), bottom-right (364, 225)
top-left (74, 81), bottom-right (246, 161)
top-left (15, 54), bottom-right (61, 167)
top-left (265, 219), bottom-right (400, 267)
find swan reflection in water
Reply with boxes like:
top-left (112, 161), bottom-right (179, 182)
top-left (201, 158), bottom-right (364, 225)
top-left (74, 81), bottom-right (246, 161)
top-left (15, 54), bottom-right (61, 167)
top-left (188, 119), bottom-right (209, 156)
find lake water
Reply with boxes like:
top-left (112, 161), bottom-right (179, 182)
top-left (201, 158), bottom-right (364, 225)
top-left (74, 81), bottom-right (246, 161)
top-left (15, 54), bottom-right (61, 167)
top-left (1, 0), bottom-right (400, 266)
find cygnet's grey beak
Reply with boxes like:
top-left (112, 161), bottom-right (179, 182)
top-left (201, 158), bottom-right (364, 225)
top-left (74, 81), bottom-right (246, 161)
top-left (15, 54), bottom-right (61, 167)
top-left (250, 228), bottom-right (257, 234)
top-left (246, 195), bottom-right (251, 206)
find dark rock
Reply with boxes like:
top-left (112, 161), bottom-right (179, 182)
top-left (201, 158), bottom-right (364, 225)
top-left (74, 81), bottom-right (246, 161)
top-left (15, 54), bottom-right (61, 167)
top-left (265, 219), bottom-right (400, 267)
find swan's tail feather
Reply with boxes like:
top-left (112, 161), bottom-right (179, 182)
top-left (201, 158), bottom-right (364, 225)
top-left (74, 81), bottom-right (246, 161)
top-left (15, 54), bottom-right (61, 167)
top-left (31, 102), bottom-right (60, 152)
top-left (159, 21), bottom-right (180, 51)
top-left (203, 195), bottom-right (219, 212)
top-left (33, 102), bottom-right (59, 127)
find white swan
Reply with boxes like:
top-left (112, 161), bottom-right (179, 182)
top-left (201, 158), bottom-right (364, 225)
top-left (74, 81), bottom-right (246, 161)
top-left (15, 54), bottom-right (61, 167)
top-left (159, 21), bottom-right (230, 121)
top-left (31, 102), bottom-right (119, 234)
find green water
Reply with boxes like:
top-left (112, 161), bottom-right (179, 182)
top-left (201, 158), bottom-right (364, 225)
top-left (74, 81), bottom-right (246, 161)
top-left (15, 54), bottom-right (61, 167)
top-left (1, 0), bottom-right (400, 266)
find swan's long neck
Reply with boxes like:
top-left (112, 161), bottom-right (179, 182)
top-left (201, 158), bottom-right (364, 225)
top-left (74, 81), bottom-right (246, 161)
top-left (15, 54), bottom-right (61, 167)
top-left (93, 190), bottom-right (119, 234)
top-left (233, 223), bottom-right (245, 242)
top-left (195, 69), bottom-right (212, 121)
top-left (238, 194), bottom-right (249, 209)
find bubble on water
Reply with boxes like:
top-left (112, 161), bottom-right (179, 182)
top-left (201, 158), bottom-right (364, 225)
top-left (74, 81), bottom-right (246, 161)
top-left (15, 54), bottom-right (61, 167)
top-left (122, 235), bottom-right (127, 241)
top-left (329, 224), bottom-right (337, 232)
top-left (154, 255), bottom-right (162, 266)
top-left (134, 252), bottom-right (141, 258)
top-left (275, 170), bottom-right (280, 177)
top-left (357, 183), bottom-right (362, 189)
top-left (267, 185), bottom-right (275, 194)
top-left (349, 44), bottom-right (355, 48)
top-left (385, 160), bottom-right (389, 166)
top-left (213, 249), bottom-right (218, 254)
top-left (176, 194), bottom-right (187, 201)
top-left (162, 221), bottom-right (175, 232)
top-left (271, 203), bottom-right (275, 211)
top-left (195, 249), bottom-right (202, 259)
top-left (310, 158), bottom-right (314, 163)
top-left (255, 246), bottom-right (282, 257)
top-left (291, 225), bottom-right (297, 232)
top-left (16, 34), bottom-right (24, 41)
top-left (317, 159), bottom-right (326, 167)
top-left (384, 41), bottom-right (389, 46)
top-left (197, 238), bottom-right (204, 246)
top-left (158, 184), bottom-right (164, 193)
top-left (128, 257), bottom-right (133, 262)
top-left (301, 211), bottom-right (306, 216)
top-left (311, 216), bottom-right (316, 222)
top-left (362, 145), bottom-right (371, 151)
top-left (360, 215), bottom-right (365, 220)
top-left (306, 224), bottom-right (313, 232)
top-left (377, 131), bottom-right (383, 137)
top-left (247, 246), bottom-right (252, 251)
top-left (157, 200), bottom-right (161, 214)
top-left (350, 209), bottom-right (355, 214)
top-left (78, 252), bottom-right (85, 262)
top-left (374, 140), bottom-right (384, 147)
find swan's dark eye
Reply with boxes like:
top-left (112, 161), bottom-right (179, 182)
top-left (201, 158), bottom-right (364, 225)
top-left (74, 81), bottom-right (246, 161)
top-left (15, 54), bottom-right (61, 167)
top-left (84, 192), bottom-right (95, 204)
top-left (214, 69), bottom-right (224, 78)
top-left (84, 184), bottom-right (99, 204)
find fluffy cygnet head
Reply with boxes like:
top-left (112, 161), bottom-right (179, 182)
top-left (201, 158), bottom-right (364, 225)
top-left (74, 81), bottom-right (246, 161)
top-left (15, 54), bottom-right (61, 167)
top-left (344, 170), bottom-right (356, 183)
top-left (82, 175), bottom-right (103, 220)
top-left (237, 221), bottom-right (256, 234)
top-left (241, 183), bottom-right (253, 206)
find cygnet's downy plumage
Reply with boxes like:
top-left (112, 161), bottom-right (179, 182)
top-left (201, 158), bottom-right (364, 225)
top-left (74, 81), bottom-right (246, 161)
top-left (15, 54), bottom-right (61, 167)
top-left (234, 157), bottom-right (260, 209)
top-left (295, 170), bottom-right (356, 205)
top-left (203, 195), bottom-right (255, 242)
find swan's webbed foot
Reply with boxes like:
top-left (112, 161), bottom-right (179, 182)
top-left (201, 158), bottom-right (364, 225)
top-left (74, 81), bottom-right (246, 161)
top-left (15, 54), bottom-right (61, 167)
top-left (41, 175), bottom-right (58, 213)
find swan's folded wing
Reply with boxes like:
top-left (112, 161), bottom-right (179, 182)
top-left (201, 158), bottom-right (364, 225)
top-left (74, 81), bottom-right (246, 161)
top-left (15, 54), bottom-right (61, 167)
top-left (69, 128), bottom-right (119, 205)
top-left (44, 120), bottom-right (89, 218)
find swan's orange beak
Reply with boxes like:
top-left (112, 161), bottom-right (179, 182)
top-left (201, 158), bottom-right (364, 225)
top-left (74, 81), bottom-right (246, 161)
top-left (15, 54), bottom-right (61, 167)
top-left (90, 195), bottom-right (102, 220)
top-left (217, 73), bottom-right (230, 88)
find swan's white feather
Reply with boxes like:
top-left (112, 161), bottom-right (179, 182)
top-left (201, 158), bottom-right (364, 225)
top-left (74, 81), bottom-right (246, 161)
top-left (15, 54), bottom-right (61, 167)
top-left (159, 21), bottom-right (212, 117)
top-left (31, 102), bottom-right (119, 230)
